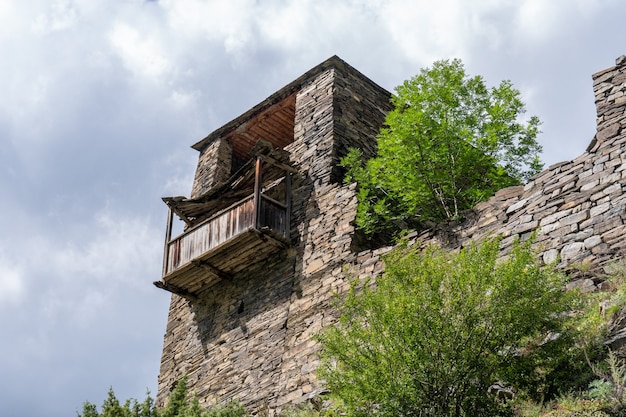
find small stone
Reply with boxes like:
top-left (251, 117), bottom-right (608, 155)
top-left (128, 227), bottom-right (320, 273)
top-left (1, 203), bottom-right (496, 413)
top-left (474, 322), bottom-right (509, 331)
top-left (584, 235), bottom-right (603, 249)
top-left (580, 180), bottom-right (599, 191)
top-left (513, 220), bottom-right (538, 235)
top-left (506, 199), bottom-right (528, 214)
top-left (560, 211), bottom-right (589, 226)
top-left (590, 202), bottom-right (611, 217)
top-left (305, 258), bottom-right (324, 274)
top-left (495, 185), bottom-right (524, 200)
top-left (566, 278), bottom-right (595, 293)
top-left (543, 249), bottom-right (559, 264)
top-left (560, 242), bottom-right (585, 261)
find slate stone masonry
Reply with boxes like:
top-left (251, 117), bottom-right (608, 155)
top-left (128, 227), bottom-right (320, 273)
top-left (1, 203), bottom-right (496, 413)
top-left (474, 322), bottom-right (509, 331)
top-left (156, 57), bottom-right (392, 414)
top-left (157, 55), bottom-right (626, 415)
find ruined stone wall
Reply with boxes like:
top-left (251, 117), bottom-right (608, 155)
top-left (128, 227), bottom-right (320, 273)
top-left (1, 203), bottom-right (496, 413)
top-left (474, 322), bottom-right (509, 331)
top-left (424, 56), bottom-right (626, 279)
top-left (351, 56), bottom-right (626, 295)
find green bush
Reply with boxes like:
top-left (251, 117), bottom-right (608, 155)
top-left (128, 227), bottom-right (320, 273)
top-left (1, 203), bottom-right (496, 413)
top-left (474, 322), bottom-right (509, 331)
top-left (539, 395), bottom-right (611, 417)
top-left (317, 237), bottom-right (581, 417)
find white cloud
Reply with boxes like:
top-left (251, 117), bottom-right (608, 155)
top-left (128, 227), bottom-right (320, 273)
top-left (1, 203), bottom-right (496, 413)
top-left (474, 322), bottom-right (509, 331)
top-left (513, 0), bottom-right (609, 43)
top-left (0, 0), bottom-right (27, 40)
top-left (31, 0), bottom-right (79, 34)
top-left (50, 206), bottom-right (162, 287)
top-left (161, 152), bottom-right (197, 197)
top-left (0, 255), bottom-right (24, 306)
top-left (255, 1), bottom-right (315, 50)
top-left (109, 21), bottom-right (173, 82)
top-left (0, 203), bottom-right (162, 328)
top-left (162, 0), bottom-right (255, 47)
top-left (169, 89), bottom-right (199, 109)
top-left (381, 0), bottom-right (463, 61)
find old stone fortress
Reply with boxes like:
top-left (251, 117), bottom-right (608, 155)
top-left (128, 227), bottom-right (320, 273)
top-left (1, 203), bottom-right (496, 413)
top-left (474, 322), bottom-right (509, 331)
top-left (152, 55), bottom-right (626, 414)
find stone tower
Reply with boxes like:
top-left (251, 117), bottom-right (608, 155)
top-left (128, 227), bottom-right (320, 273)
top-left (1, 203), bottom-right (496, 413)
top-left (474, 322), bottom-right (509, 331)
top-left (154, 56), bottom-right (392, 413)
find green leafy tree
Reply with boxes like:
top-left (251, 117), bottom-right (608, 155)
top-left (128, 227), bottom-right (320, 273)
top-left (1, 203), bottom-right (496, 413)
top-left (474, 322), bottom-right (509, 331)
top-left (342, 59), bottom-right (543, 235)
top-left (78, 378), bottom-right (248, 417)
top-left (79, 387), bottom-right (156, 417)
top-left (317, 237), bottom-right (581, 417)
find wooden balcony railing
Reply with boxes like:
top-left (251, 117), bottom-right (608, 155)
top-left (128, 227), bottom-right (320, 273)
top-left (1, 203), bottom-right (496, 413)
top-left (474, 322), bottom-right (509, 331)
top-left (162, 194), bottom-right (288, 277)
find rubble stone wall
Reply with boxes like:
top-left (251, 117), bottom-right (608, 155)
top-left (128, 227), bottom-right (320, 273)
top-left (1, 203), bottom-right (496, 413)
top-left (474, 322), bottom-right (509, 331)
top-left (274, 66), bottom-right (392, 407)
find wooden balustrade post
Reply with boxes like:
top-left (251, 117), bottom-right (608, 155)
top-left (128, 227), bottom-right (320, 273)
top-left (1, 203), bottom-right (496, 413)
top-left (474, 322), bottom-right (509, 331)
top-left (253, 156), bottom-right (262, 229)
top-left (285, 172), bottom-right (291, 238)
top-left (162, 206), bottom-right (174, 277)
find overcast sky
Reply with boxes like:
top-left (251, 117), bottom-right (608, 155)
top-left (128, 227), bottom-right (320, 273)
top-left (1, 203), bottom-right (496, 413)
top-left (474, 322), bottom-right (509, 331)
top-left (0, 0), bottom-right (624, 415)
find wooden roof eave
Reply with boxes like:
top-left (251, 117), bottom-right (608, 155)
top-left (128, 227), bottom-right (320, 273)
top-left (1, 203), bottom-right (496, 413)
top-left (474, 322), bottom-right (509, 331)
top-left (162, 197), bottom-right (194, 227)
top-left (191, 55), bottom-right (391, 154)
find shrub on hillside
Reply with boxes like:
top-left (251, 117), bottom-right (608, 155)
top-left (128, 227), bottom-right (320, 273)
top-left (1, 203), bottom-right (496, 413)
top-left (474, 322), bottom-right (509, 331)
top-left (317, 237), bottom-right (585, 417)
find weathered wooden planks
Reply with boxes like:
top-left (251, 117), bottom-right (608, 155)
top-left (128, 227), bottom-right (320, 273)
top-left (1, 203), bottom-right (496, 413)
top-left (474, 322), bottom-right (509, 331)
top-left (160, 190), bottom-right (289, 295)
top-left (160, 228), bottom-right (287, 295)
top-left (164, 196), bottom-right (257, 276)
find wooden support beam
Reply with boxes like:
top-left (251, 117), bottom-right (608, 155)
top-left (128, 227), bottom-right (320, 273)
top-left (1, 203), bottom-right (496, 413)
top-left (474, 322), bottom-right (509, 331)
top-left (153, 280), bottom-right (198, 300)
top-left (166, 202), bottom-right (194, 228)
top-left (162, 207), bottom-right (174, 277)
top-left (254, 156), bottom-right (262, 230)
top-left (191, 259), bottom-right (233, 281)
top-left (260, 194), bottom-right (287, 209)
top-left (258, 154), bottom-right (298, 173)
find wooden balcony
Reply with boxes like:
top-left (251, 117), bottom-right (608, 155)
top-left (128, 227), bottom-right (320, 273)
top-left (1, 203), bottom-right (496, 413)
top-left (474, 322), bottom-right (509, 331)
top-left (155, 155), bottom-right (293, 297)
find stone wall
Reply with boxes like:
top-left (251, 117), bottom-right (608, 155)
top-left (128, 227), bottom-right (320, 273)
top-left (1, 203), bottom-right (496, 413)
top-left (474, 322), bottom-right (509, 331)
top-left (273, 66), bottom-right (392, 407)
top-left (331, 63), bottom-right (394, 181)
top-left (191, 137), bottom-right (232, 198)
top-left (157, 55), bottom-right (626, 415)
